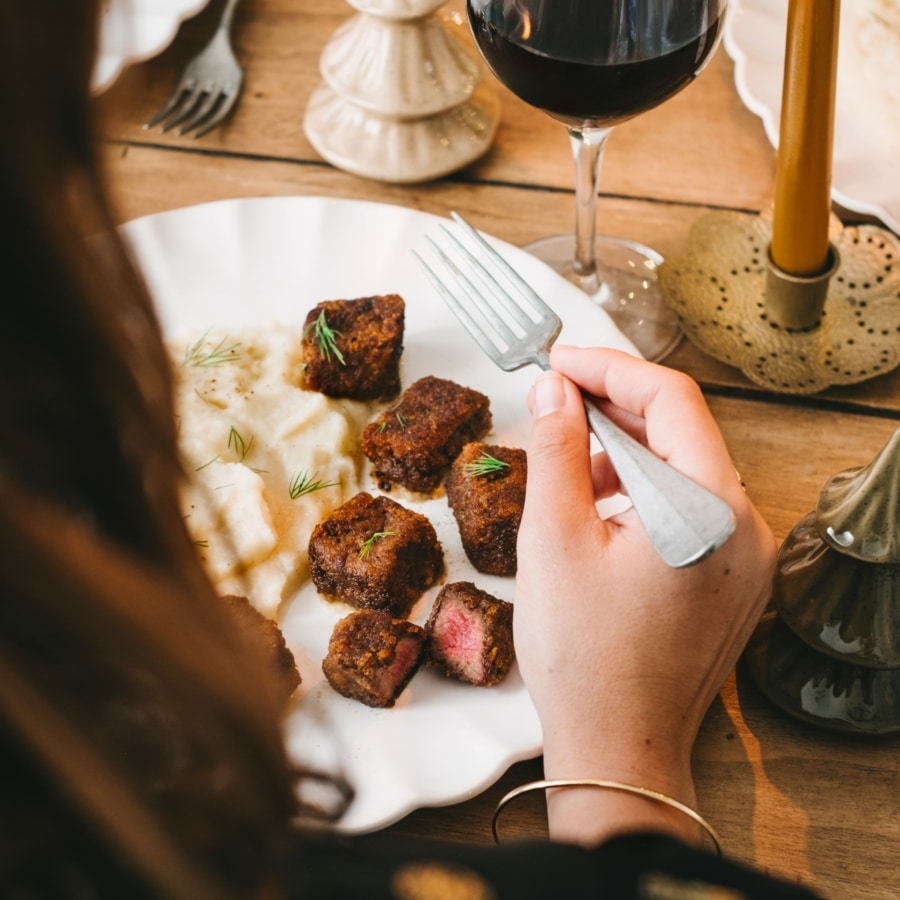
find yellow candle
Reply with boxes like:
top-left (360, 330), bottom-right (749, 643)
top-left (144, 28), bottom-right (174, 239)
top-left (770, 0), bottom-right (840, 277)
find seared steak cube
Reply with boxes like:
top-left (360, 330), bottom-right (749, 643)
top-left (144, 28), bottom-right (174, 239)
top-left (302, 294), bottom-right (404, 401)
top-left (446, 442), bottom-right (526, 576)
top-left (308, 492), bottom-right (444, 617)
top-left (360, 376), bottom-right (491, 493)
top-left (425, 582), bottom-right (515, 687)
top-left (221, 594), bottom-right (301, 707)
top-left (323, 609), bottom-right (426, 708)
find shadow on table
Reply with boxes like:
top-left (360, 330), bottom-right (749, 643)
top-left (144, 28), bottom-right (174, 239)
top-left (728, 662), bottom-right (900, 900)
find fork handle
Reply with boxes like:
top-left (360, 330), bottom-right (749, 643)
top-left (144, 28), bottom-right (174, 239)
top-left (580, 394), bottom-right (736, 568)
top-left (219, 0), bottom-right (242, 33)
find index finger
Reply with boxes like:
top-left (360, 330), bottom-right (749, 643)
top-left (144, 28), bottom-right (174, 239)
top-left (549, 345), bottom-right (736, 495)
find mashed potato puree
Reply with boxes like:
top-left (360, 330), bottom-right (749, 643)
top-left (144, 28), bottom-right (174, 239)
top-left (169, 325), bottom-right (370, 618)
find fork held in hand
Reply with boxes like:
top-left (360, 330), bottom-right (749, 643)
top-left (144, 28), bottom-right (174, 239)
top-left (145, 0), bottom-right (244, 138)
top-left (415, 212), bottom-right (736, 569)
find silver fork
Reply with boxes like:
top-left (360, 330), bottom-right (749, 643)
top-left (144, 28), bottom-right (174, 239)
top-left (415, 212), bottom-right (736, 569)
top-left (144, 0), bottom-right (244, 138)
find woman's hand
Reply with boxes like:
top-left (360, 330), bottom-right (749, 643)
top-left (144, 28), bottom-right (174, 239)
top-left (514, 346), bottom-right (776, 848)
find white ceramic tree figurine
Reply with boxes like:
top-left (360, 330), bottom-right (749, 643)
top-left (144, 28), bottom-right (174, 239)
top-left (304, 0), bottom-right (498, 183)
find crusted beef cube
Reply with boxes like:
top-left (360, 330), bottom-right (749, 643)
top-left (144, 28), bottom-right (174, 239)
top-left (445, 442), bottom-right (527, 576)
top-left (323, 610), bottom-right (426, 708)
top-left (221, 594), bottom-right (301, 707)
top-left (302, 294), bottom-right (404, 400)
top-left (308, 492), bottom-right (444, 617)
top-left (425, 582), bottom-right (515, 687)
top-left (360, 376), bottom-right (491, 493)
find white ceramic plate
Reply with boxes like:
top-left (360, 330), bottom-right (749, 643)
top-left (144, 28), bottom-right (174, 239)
top-left (724, 0), bottom-right (900, 234)
top-left (120, 195), bottom-right (637, 833)
top-left (93, 0), bottom-right (210, 92)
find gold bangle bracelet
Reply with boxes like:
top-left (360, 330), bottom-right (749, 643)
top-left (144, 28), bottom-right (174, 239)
top-left (491, 778), bottom-right (722, 858)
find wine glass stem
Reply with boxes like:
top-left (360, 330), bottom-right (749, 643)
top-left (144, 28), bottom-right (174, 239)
top-left (568, 126), bottom-right (612, 296)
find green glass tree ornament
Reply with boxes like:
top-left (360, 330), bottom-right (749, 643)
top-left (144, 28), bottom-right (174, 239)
top-left (745, 428), bottom-right (900, 735)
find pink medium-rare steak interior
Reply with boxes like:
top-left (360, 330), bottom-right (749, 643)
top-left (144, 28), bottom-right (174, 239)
top-left (430, 601), bottom-right (487, 684)
top-left (425, 582), bottom-right (515, 687)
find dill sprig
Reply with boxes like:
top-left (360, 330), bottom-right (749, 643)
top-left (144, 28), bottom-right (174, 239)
top-left (304, 310), bottom-right (345, 365)
top-left (182, 331), bottom-right (242, 367)
top-left (359, 531), bottom-right (396, 559)
top-left (464, 451), bottom-right (510, 478)
top-left (289, 470), bottom-right (339, 500)
top-left (227, 426), bottom-right (255, 462)
top-left (376, 412), bottom-right (408, 434)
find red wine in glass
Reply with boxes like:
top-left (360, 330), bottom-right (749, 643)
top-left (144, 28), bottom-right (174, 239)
top-left (467, 0), bottom-right (727, 361)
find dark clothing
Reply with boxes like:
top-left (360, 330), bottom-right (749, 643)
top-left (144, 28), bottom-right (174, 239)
top-left (291, 831), bottom-right (823, 899)
top-left (0, 741), bottom-right (823, 900)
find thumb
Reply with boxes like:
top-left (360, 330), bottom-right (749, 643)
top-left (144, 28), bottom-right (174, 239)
top-left (522, 370), bottom-right (598, 531)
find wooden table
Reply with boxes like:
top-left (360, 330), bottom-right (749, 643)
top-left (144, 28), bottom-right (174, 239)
top-left (94, 2), bottom-right (900, 897)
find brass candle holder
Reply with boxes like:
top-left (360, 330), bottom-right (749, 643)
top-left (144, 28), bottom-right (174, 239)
top-left (657, 209), bottom-right (900, 394)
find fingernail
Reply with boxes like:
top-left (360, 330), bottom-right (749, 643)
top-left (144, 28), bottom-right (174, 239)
top-left (533, 371), bottom-right (565, 418)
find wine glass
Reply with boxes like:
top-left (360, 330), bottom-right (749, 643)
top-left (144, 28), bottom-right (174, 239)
top-left (466, 0), bottom-right (728, 361)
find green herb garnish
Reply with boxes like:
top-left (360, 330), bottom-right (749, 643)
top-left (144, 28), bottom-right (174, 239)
top-left (183, 331), bottom-right (242, 367)
top-left (304, 310), bottom-right (345, 365)
top-left (289, 470), bottom-right (339, 500)
top-left (464, 451), bottom-right (510, 478)
top-left (359, 531), bottom-right (396, 559)
top-left (376, 411), bottom-right (408, 433)
top-left (227, 426), bottom-right (255, 462)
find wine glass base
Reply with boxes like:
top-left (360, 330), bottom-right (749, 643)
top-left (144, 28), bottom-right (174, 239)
top-left (524, 233), bottom-right (683, 362)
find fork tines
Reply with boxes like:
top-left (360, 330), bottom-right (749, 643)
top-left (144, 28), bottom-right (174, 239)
top-left (415, 212), bottom-right (560, 370)
top-left (145, 77), bottom-right (242, 137)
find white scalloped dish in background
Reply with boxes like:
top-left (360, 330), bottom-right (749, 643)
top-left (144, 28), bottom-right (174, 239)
top-left (724, 0), bottom-right (900, 234)
top-left (93, 0), bottom-right (210, 93)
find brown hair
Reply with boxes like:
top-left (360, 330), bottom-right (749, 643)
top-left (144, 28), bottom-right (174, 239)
top-left (0, 2), bottom-right (298, 895)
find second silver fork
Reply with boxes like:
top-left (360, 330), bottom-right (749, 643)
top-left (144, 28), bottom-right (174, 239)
top-left (416, 212), bottom-right (736, 569)
top-left (145, 0), bottom-right (244, 138)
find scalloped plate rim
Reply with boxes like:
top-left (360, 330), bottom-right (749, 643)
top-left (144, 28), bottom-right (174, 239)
top-left (93, 0), bottom-right (211, 93)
